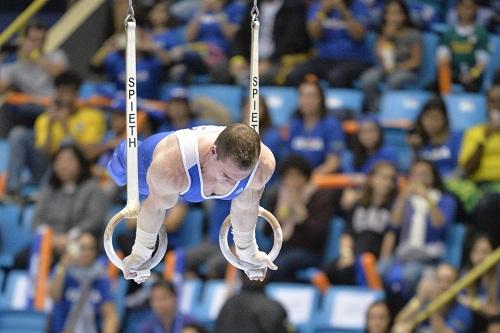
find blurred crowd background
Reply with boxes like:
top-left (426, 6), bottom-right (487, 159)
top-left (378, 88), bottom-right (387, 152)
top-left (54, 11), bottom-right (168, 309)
top-left (0, 0), bottom-right (500, 332)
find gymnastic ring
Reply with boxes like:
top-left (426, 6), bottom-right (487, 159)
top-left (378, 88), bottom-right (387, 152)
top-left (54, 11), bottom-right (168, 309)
top-left (219, 206), bottom-right (283, 270)
top-left (104, 209), bottom-right (168, 271)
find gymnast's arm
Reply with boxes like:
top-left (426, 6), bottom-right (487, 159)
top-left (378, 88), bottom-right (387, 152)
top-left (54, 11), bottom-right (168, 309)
top-left (230, 145), bottom-right (276, 264)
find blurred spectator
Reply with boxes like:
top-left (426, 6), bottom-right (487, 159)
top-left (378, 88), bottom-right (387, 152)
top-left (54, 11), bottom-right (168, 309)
top-left (361, 0), bottom-right (422, 113)
top-left (404, 0), bottom-right (444, 30)
top-left (343, 116), bottom-right (398, 175)
top-left (437, 0), bottom-right (489, 93)
top-left (446, 0), bottom-right (495, 31)
top-left (140, 279), bottom-right (197, 333)
top-left (393, 262), bottom-right (473, 333)
top-left (157, 87), bottom-right (202, 132)
top-left (325, 161), bottom-right (397, 285)
top-left (146, 1), bottom-right (183, 50)
top-left (90, 30), bottom-right (169, 99)
top-left (184, 0), bottom-right (245, 81)
top-left (0, 21), bottom-right (68, 96)
top-left (487, 0), bottom-right (500, 33)
top-left (226, 0), bottom-right (310, 86)
top-left (6, 71), bottom-right (105, 197)
top-left (286, 0), bottom-right (371, 87)
top-left (407, 97), bottom-right (462, 179)
top-left (284, 79), bottom-right (345, 174)
top-left (488, 315), bottom-right (500, 333)
top-left (182, 324), bottom-right (210, 333)
top-left (214, 273), bottom-right (293, 333)
top-left (267, 155), bottom-right (335, 281)
top-left (458, 233), bottom-right (500, 332)
top-left (365, 301), bottom-right (393, 333)
top-left (14, 145), bottom-right (109, 268)
top-left (49, 232), bottom-right (118, 333)
top-left (380, 159), bottom-right (456, 295)
top-left (459, 85), bottom-right (500, 246)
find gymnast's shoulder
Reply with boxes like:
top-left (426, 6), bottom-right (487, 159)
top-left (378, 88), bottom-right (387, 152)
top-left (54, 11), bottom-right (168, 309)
top-left (252, 143), bottom-right (276, 189)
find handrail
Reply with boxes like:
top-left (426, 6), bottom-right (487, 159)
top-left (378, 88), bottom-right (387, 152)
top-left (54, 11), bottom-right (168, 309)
top-left (0, 0), bottom-right (49, 48)
top-left (409, 247), bottom-right (500, 328)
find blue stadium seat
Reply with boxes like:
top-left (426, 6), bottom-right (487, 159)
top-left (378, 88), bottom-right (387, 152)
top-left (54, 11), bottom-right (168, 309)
top-left (0, 310), bottom-right (47, 333)
top-left (194, 280), bottom-right (234, 326)
top-left (78, 81), bottom-right (116, 99)
top-left (444, 93), bottom-right (487, 132)
top-left (0, 140), bottom-right (8, 173)
top-left (0, 206), bottom-right (32, 267)
top-left (178, 279), bottom-right (203, 317)
top-left (266, 283), bottom-right (320, 333)
top-left (417, 32), bottom-right (439, 89)
top-left (175, 207), bottom-right (204, 248)
top-left (323, 217), bottom-right (345, 264)
top-left (20, 205), bottom-right (35, 229)
top-left (0, 269), bottom-right (5, 308)
top-left (188, 85), bottom-right (243, 121)
top-left (379, 90), bottom-right (432, 124)
top-left (483, 34), bottom-right (500, 90)
top-left (444, 223), bottom-right (466, 268)
top-left (314, 287), bottom-right (384, 333)
top-left (2, 270), bottom-right (29, 310)
top-left (326, 89), bottom-right (364, 115)
top-left (260, 86), bottom-right (298, 126)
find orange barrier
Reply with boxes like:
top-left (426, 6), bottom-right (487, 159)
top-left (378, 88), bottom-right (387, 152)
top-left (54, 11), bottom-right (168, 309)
top-left (163, 251), bottom-right (177, 281)
top-left (0, 173), bottom-right (6, 197)
top-left (438, 62), bottom-right (452, 95)
top-left (360, 253), bottom-right (383, 290)
top-left (107, 250), bottom-right (123, 281)
top-left (34, 227), bottom-right (53, 310)
top-left (312, 174), bottom-right (356, 188)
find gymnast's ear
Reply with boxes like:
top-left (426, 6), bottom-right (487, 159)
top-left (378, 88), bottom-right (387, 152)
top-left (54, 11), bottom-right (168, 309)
top-left (210, 145), bottom-right (217, 157)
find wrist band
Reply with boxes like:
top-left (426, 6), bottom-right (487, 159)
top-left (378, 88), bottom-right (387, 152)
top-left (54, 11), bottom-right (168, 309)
top-left (132, 227), bottom-right (157, 260)
top-left (231, 227), bottom-right (258, 261)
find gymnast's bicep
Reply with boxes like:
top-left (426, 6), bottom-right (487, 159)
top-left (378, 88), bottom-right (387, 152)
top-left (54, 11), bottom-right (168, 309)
top-left (145, 155), bottom-right (186, 209)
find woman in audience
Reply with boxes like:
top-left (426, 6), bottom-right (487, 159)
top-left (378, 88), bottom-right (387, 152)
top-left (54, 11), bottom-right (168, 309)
top-left (284, 78), bottom-right (345, 174)
top-left (157, 87), bottom-right (202, 132)
top-left (324, 161), bottom-right (398, 285)
top-left (361, 0), bottom-right (422, 113)
top-left (365, 301), bottom-right (392, 333)
top-left (49, 232), bottom-right (118, 333)
top-left (407, 97), bottom-right (463, 179)
top-left (380, 159), bottom-right (457, 297)
top-left (459, 233), bottom-right (500, 332)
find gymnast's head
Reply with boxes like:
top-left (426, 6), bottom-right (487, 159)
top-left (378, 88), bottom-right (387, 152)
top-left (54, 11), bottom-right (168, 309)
top-left (211, 123), bottom-right (261, 181)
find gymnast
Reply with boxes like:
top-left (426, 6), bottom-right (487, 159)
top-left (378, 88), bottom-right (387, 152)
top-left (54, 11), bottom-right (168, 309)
top-left (107, 124), bottom-right (277, 283)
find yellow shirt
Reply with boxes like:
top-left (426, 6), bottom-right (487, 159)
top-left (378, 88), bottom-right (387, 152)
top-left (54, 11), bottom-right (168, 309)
top-left (35, 107), bottom-right (106, 154)
top-left (459, 124), bottom-right (500, 182)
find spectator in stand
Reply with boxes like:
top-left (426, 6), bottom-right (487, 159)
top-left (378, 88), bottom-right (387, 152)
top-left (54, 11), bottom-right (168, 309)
top-left (379, 159), bottom-right (456, 297)
top-left (459, 233), bottom-right (500, 332)
top-left (393, 262), bottom-right (473, 333)
top-left (6, 71), bottom-right (106, 197)
top-left (324, 161), bottom-right (398, 285)
top-left (146, 1), bottom-right (183, 51)
top-left (140, 279), bottom-right (197, 333)
top-left (157, 87), bottom-right (202, 133)
top-left (227, 0), bottom-right (310, 86)
top-left (182, 324), bottom-right (210, 333)
top-left (446, 0), bottom-right (496, 31)
top-left (286, 0), bottom-right (372, 87)
top-left (14, 144), bottom-right (109, 268)
top-left (365, 301), bottom-right (393, 333)
top-left (437, 0), bottom-right (489, 93)
top-left (360, 0), bottom-right (422, 113)
top-left (459, 85), bottom-right (500, 244)
top-left (407, 97), bottom-right (462, 179)
top-left (214, 273), bottom-right (293, 333)
top-left (343, 116), bottom-right (398, 175)
top-left (49, 232), bottom-right (119, 333)
top-left (267, 155), bottom-right (335, 281)
top-left (0, 21), bottom-right (69, 136)
top-left (284, 78), bottom-right (345, 174)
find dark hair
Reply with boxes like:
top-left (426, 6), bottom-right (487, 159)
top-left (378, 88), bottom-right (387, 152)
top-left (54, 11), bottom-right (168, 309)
top-left (463, 232), bottom-right (495, 270)
top-left (359, 161), bottom-right (397, 207)
top-left (214, 123), bottom-right (261, 169)
top-left (410, 158), bottom-right (445, 192)
top-left (413, 97), bottom-right (449, 146)
top-left (381, 0), bottom-right (414, 30)
top-left (49, 144), bottom-right (92, 189)
top-left (353, 119), bottom-right (384, 171)
top-left (295, 78), bottom-right (327, 119)
top-left (364, 300), bottom-right (392, 333)
top-left (24, 20), bottom-right (48, 36)
top-left (54, 71), bottom-right (83, 90)
top-left (241, 95), bottom-right (272, 132)
top-left (147, 0), bottom-right (177, 28)
top-left (151, 279), bottom-right (177, 296)
top-left (278, 155), bottom-right (313, 181)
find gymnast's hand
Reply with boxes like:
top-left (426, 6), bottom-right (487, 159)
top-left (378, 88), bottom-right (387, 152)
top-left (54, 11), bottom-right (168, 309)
top-left (122, 253), bottom-right (151, 284)
top-left (239, 250), bottom-right (278, 281)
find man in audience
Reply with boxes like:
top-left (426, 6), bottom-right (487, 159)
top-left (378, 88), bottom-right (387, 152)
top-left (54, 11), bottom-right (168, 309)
top-left (393, 262), bottom-right (473, 333)
top-left (49, 232), bottom-right (119, 333)
top-left (5, 71), bottom-right (105, 197)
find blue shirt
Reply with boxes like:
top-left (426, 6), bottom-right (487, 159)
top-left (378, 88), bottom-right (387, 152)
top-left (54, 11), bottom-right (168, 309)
top-left (104, 52), bottom-right (163, 99)
top-left (418, 132), bottom-right (463, 178)
top-left (307, 0), bottom-right (371, 62)
top-left (287, 115), bottom-right (345, 168)
top-left (343, 145), bottom-right (399, 173)
top-left (51, 267), bottom-right (113, 333)
top-left (417, 301), bottom-right (473, 333)
top-left (140, 313), bottom-right (194, 333)
top-left (153, 28), bottom-right (185, 51)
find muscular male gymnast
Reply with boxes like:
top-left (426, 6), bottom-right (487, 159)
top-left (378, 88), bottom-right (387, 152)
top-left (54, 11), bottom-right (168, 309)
top-left (108, 123), bottom-right (277, 283)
